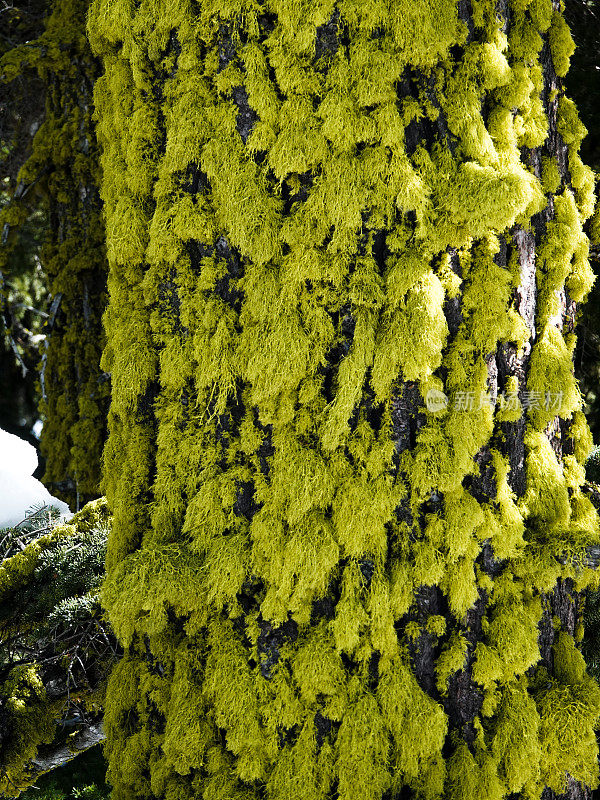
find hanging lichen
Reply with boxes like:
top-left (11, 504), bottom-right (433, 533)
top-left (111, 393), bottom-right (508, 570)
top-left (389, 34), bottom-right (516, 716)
top-left (88, 0), bottom-right (600, 798)
top-left (0, 0), bottom-right (109, 507)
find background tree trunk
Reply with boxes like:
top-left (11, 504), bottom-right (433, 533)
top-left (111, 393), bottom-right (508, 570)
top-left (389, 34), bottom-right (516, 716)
top-left (0, 0), bottom-right (109, 508)
top-left (88, 0), bottom-right (600, 798)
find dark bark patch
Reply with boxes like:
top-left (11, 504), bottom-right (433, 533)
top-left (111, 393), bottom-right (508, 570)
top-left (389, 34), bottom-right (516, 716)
top-left (444, 665), bottom-right (483, 746)
top-left (320, 306), bottom-right (356, 404)
top-left (158, 275), bottom-right (186, 335)
top-left (393, 496), bottom-right (414, 528)
top-left (315, 9), bottom-right (339, 69)
top-left (464, 447), bottom-right (497, 503)
top-left (258, 13), bottom-right (278, 36)
top-left (500, 417), bottom-right (527, 496)
top-left (233, 479), bottom-right (260, 520)
top-left (217, 24), bottom-right (236, 73)
top-left (390, 382), bottom-right (425, 454)
top-left (255, 415), bottom-right (275, 477)
top-left (463, 589), bottom-right (488, 646)
top-left (147, 701), bottom-right (166, 734)
top-left (537, 598), bottom-right (555, 672)
top-left (407, 627), bottom-right (438, 697)
top-left (143, 634), bottom-right (166, 677)
top-left (314, 710), bottom-right (340, 748)
top-left (443, 293), bottom-right (463, 340)
top-left (457, 0), bottom-right (475, 40)
top-left (182, 162), bottom-right (211, 195)
top-left (185, 239), bottom-right (213, 271)
top-left (358, 558), bottom-right (375, 587)
top-left (136, 380), bottom-right (160, 424)
top-left (165, 28), bottom-right (181, 80)
top-left (546, 415), bottom-right (563, 461)
top-left (278, 723), bottom-right (300, 748)
top-left (257, 616), bottom-right (298, 680)
top-left (311, 595), bottom-right (336, 623)
top-left (237, 574), bottom-right (264, 615)
top-left (402, 586), bottom-right (446, 698)
top-left (368, 650), bottom-right (380, 690)
top-left (542, 777), bottom-right (592, 800)
top-left (231, 85), bottom-right (258, 144)
top-left (340, 651), bottom-right (359, 676)
top-left (371, 229), bottom-right (388, 276)
top-left (476, 539), bottom-right (505, 578)
top-left (282, 171), bottom-right (312, 214)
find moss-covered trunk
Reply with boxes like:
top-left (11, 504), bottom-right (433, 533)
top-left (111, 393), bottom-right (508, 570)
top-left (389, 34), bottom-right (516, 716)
top-left (36, 0), bottom-right (109, 507)
top-left (0, 0), bottom-right (109, 508)
top-left (88, 0), bottom-right (600, 798)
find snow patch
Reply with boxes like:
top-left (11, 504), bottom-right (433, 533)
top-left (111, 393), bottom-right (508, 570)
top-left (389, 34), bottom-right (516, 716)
top-left (0, 427), bottom-right (72, 529)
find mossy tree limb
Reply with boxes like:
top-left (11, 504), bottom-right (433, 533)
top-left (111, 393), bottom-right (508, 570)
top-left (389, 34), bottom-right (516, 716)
top-left (0, 499), bottom-right (119, 797)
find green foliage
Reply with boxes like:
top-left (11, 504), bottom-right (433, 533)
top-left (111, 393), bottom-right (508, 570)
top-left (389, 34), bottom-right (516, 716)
top-left (586, 445), bottom-right (600, 484)
top-left (46, 595), bottom-right (100, 631)
top-left (0, 499), bottom-right (109, 632)
top-left (33, 526), bottom-right (107, 622)
top-left (0, 499), bottom-right (117, 797)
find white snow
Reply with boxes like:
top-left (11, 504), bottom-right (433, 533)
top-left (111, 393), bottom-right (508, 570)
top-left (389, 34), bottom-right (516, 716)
top-left (0, 427), bottom-right (38, 476)
top-left (0, 427), bottom-right (72, 529)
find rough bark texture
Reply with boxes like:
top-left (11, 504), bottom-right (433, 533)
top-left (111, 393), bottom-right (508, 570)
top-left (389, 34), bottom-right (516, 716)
top-left (89, 1), bottom-right (600, 799)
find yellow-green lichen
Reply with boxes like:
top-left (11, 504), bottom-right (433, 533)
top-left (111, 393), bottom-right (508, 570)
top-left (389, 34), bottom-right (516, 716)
top-left (86, 0), bottom-right (600, 797)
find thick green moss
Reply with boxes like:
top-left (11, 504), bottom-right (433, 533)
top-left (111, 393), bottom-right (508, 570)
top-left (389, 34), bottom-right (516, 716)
top-left (88, 0), bottom-right (600, 798)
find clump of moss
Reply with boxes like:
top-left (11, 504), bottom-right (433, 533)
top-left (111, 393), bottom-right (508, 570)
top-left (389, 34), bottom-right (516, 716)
top-left (0, 664), bottom-right (57, 797)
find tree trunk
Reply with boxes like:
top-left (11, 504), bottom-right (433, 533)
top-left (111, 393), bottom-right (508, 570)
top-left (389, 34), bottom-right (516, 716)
top-left (88, 0), bottom-right (600, 798)
top-left (35, 0), bottom-right (109, 508)
top-left (0, 0), bottom-right (110, 508)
